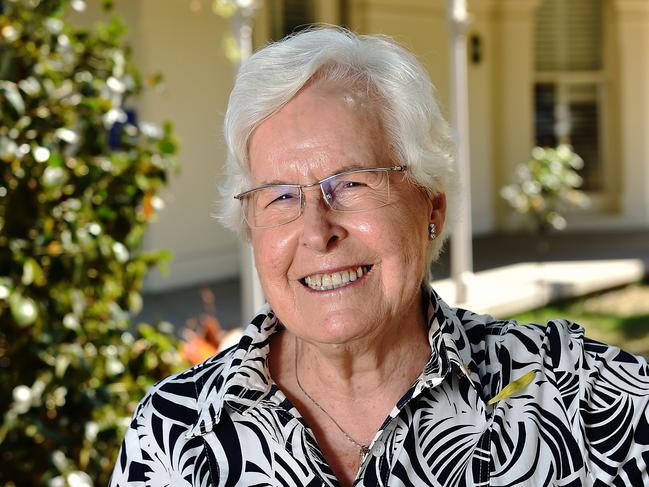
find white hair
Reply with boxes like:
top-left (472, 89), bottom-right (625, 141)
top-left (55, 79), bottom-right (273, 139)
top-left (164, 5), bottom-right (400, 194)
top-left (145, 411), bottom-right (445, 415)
top-left (217, 27), bottom-right (459, 270)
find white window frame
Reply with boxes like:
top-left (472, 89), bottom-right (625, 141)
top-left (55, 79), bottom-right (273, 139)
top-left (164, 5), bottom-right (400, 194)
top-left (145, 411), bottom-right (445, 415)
top-left (534, 0), bottom-right (616, 212)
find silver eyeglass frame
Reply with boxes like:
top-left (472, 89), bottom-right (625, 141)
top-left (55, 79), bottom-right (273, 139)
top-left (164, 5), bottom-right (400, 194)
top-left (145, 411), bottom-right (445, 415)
top-left (234, 165), bottom-right (407, 228)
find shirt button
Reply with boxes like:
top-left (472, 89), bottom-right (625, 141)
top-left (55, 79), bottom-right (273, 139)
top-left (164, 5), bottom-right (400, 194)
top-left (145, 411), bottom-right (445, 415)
top-left (371, 441), bottom-right (386, 457)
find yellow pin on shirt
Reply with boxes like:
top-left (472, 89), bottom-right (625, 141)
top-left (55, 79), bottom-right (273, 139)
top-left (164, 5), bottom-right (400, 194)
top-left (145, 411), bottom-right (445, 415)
top-left (487, 370), bottom-right (536, 406)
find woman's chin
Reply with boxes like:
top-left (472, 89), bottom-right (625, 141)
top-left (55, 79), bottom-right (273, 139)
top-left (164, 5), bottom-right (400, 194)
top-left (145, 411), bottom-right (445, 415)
top-left (292, 309), bottom-right (379, 347)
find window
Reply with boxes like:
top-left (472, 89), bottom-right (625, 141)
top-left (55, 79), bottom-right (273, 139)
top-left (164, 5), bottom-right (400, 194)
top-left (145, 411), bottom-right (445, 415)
top-left (534, 0), bottom-right (606, 192)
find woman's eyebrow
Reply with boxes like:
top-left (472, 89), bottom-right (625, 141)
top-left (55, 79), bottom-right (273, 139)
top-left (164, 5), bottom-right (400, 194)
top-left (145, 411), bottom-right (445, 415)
top-left (256, 178), bottom-right (298, 186)
top-left (257, 163), bottom-right (369, 186)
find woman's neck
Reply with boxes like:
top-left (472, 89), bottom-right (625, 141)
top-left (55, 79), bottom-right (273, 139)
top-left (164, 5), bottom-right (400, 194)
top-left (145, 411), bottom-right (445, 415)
top-left (267, 295), bottom-right (431, 487)
top-left (294, 317), bottom-right (429, 400)
top-left (272, 289), bottom-right (431, 402)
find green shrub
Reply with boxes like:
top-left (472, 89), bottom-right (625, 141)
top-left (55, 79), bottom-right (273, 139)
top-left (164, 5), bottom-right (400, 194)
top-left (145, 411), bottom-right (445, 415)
top-left (500, 144), bottom-right (589, 234)
top-left (0, 0), bottom-right (188, 484)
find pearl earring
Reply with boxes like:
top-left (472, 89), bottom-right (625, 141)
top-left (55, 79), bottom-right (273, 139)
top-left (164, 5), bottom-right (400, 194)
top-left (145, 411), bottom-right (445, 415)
top-left (429, 223), bottom-right (437, 240)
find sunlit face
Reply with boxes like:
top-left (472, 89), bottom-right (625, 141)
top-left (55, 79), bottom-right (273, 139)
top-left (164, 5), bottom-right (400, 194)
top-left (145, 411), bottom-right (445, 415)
top-left (247, 83), bottom-right (445, 346)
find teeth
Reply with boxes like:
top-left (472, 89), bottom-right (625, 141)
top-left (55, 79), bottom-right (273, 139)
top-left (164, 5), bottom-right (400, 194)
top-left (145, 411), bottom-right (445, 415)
top-left (331, 273), bottom-right (342, 286)
top-left (303, 266), bottom-right (370, 291)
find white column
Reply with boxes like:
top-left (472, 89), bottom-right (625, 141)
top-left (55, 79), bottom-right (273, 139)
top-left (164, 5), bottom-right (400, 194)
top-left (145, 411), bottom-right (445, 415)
top-left (239, 243), bottom-right (265, 321)
top-left (230, 1), bottom-right (266, 322)
top-left (448, 0), bottom-right (474, 303)
top-left (613, 0), bottom-right (649, 225)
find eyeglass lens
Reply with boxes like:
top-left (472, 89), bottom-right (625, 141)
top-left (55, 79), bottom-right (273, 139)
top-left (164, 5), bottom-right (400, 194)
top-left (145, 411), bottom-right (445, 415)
top-left (244, 169), bottom-right (392, 228)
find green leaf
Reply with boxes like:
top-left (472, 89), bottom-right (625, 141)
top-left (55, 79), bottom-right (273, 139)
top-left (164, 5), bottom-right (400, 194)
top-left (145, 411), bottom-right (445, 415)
top-left (0, 3), bottom-right (185, 483)
top-left (127, 291), bottom-right (142, 314)
top-left (22, 258), bottom-right (45, 286)
top-left (0, 81), bottom-right (25, 115)
top-left (158, 139), bottom-right (177, 155)
top-left (9, 293), bottom-right (38, 327)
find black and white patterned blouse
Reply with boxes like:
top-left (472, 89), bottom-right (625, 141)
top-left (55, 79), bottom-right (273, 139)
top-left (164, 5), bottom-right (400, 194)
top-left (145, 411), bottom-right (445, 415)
top-left (110, 287), bottom-right (649, 486)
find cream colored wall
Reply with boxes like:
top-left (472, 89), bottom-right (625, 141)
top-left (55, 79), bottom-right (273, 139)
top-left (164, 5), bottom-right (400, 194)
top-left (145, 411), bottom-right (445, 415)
top-left (135, 1), bottom-right (240, 291)
top-left (466, 1), bottom-right (497, 234)
top-left (490, 0), bottom-right (540, 231)
top-left (346, 0), bottom-right (495, 234)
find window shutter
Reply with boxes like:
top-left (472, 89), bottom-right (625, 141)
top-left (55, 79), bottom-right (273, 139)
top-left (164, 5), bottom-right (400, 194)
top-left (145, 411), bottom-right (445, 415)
top-left (535, 0), bottom-right (603, 72)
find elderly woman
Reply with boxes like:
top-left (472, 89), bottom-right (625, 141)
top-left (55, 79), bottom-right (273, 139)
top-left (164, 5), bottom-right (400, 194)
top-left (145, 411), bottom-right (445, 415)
top-left (110, 28), bottom-right (649, 486)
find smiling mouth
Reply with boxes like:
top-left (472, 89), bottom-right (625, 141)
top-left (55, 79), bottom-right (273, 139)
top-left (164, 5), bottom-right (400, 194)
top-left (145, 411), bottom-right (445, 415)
top-left (301, 265), bottom-right (372, 291)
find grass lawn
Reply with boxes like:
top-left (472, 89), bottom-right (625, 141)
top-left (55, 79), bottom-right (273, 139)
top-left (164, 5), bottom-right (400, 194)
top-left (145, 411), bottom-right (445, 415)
top-left (508, 280), bottom-right (649, 358)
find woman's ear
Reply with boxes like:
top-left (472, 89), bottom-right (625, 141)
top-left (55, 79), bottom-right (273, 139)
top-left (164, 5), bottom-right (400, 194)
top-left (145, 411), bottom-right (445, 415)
top-left (429, 192), bottom-right (447, 235)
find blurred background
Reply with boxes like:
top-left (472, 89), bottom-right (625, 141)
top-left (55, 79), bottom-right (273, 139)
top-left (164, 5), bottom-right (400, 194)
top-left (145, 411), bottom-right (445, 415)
top-left (71, 0), bottom-right (649, 327)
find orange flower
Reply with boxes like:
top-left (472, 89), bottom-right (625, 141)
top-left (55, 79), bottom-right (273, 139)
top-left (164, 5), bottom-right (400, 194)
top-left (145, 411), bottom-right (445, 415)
top-left (181, 334), bottom-right (218, 365)
top-left (143, 192), bottom-right (154, 219)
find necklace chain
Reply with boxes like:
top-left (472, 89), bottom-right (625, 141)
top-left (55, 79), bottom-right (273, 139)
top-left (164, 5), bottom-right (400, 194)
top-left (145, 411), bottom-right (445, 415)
top-left (294, 337), bottom-right (371, 462)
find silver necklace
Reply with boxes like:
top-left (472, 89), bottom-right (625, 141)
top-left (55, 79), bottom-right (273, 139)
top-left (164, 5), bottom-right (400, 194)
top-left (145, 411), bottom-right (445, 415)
top-left (294, 337), bottom-right (371, 463)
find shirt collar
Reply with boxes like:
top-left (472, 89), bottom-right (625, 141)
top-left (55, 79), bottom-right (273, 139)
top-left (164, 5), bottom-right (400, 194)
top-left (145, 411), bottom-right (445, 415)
top-left (187, 286), bottom-right (483, 439)
top-left (426, 286), bottom-right (483, 390)
top-left (186, 305), bottom-right (280, 438)
top-left (400, 286), bottom-right (484, 401)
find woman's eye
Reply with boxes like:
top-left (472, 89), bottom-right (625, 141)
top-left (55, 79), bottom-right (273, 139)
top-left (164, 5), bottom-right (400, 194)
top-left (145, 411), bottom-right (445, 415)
top-left (338, 180), bottom-right (365, 190)
top-left (268, 193), bottom-right (295, 206)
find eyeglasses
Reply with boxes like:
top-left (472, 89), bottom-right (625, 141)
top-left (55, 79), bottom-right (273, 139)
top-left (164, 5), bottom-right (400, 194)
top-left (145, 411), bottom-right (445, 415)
top-left (234, 165), bottom-right (406, 228)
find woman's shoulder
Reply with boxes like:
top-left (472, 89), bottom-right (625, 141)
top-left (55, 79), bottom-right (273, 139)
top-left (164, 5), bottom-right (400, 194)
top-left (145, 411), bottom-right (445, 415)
top-left (130, 344), bottom-right (239, 427)
top-left (128, 311), bottom-right (280, 436)
top-left (483, 316), bottom-right (586, 353)
top-left (459, 309), bottom-right (649, 375)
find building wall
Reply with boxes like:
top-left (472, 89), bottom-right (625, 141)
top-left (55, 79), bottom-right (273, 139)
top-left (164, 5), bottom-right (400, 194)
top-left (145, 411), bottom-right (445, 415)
top-left (134, 1), bottom-right (240, 291)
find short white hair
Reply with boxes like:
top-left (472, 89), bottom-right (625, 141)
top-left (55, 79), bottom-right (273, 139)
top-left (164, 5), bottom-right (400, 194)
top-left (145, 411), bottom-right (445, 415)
top-left (218, 27), bottom-right (458, 268)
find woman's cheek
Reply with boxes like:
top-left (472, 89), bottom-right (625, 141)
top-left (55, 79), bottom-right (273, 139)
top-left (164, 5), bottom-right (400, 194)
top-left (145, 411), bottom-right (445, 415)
top-left (354, 218), bottom-right (382, 241)
top-left (254, 231), bottom-right (295, 283)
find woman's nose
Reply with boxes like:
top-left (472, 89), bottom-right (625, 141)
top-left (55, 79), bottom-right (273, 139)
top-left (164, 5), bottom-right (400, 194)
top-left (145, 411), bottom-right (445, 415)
top-left (298, 191), bottom-right (345, 253)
